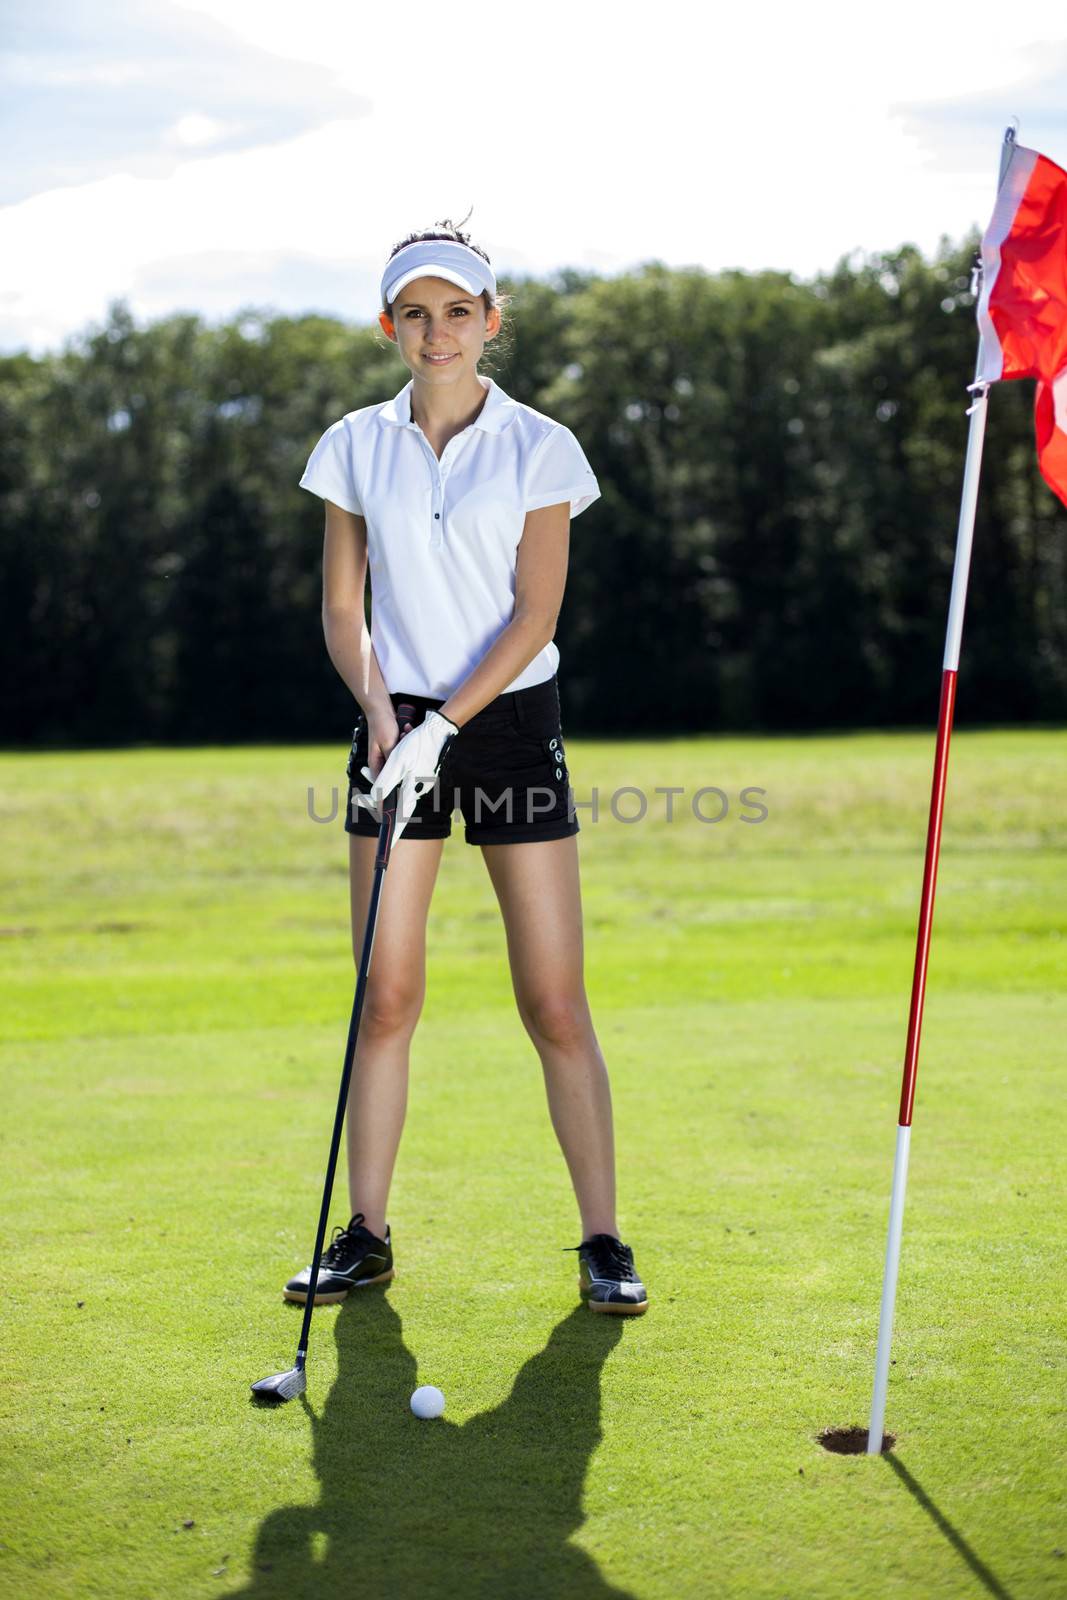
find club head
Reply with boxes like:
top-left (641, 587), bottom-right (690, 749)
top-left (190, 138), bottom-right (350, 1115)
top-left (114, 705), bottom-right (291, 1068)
top-left (250, 1365), bottom-right (307, 1404)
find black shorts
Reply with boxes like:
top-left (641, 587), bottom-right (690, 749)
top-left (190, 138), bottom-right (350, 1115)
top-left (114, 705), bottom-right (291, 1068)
top-left (344, 673), bottom-right (580, 845)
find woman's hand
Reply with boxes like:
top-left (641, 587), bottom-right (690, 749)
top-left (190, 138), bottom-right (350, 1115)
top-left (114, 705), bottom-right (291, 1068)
top-left (370, 710), bottom-right (458, 809)
top-left (365, 706), bottom-right (409, 781)
top-left (348, 705), bottom-right (407, 835)
top-left (351, 706), bottom-right (458, 839)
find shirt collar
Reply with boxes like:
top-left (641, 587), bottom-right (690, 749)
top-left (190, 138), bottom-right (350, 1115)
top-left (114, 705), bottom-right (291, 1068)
top-left (378, 374), bottom-right (517, 434)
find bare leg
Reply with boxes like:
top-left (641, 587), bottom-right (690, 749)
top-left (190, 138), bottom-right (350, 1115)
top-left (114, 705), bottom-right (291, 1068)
top-left (481, 836), bottom-right (619, 1240)
top-left (344, 832), bottom-right (445, 1237)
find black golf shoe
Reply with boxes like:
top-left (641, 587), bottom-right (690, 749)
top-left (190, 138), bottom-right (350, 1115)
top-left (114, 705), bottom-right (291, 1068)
top-left (283, 1213), bottom-right (394, 1305)
top-left (563, 1233), bottom-right (649, 1315)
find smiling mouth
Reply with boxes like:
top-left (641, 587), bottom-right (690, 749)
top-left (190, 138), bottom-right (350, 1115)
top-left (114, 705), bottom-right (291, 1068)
top-left (423, 353), bottom-right (457, 363)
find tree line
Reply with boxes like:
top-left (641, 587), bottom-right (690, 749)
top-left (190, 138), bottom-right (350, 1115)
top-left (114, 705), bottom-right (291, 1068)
top-left (1, 230), bottom-right (1064, 747)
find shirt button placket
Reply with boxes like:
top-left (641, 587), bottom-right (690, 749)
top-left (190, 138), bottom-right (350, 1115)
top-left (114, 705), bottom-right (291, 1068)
top-left (431, 479), bottom-right (443, 549)
top-left (433, 442), bottom-right (458, 551)
top-left (415, 431), bottom-right (444, 551)
top-left (421, 430), bottom-right (470, 552)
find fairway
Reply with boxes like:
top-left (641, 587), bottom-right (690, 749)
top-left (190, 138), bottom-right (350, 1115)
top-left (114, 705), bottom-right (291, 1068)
top-left (2, 728), bottom-right (1065, 1599)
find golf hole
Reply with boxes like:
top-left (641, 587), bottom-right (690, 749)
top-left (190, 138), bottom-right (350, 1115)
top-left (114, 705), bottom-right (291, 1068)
top-left (817, 1426), bottom-right (896, 1455)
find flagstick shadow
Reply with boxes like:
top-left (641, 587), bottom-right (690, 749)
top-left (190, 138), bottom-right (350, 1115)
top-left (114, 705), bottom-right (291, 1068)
top-left (884, 1453), bottom-right (1016, 1600)
top-left (228, 1295), bottom-right (638, 1600)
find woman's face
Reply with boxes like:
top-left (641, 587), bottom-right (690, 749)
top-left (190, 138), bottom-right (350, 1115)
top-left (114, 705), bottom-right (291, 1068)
top-left (380, 274), bottom-right (500, 383)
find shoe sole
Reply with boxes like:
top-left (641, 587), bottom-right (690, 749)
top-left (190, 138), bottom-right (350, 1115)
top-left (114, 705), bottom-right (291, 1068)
top-left (586, 1297), bottom-right (649, 1315)
top-left (282, 1267), bottom-right (395, 1305)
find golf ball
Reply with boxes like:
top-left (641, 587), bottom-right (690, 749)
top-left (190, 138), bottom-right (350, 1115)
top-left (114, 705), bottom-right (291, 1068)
top-left (410, 1384), bottom-right (445, 1419)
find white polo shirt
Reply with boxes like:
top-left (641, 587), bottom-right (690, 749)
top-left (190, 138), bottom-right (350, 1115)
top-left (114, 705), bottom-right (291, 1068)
top-left (298, 373), bottom-right (601, 697)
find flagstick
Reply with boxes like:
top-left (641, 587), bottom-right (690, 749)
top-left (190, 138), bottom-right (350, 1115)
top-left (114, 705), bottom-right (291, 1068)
top-left (865, 128), bottom-right (1017, 1457)
top-left (865, 402), bottom-right (979, 1453)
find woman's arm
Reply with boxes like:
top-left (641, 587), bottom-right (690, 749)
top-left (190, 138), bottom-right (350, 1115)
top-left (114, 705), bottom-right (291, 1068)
top-left (321, 500), bottom-right (393, 720)
top-left (439, 499), bottom-right (571, 728)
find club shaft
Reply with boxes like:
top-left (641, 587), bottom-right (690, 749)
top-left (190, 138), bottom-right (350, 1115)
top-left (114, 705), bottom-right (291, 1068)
top-left (292, 775), bottom-right (401, 1371)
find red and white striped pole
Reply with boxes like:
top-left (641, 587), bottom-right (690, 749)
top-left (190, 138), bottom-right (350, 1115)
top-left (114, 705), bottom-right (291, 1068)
top-left (866, 127), bottom-right (1018, 1456)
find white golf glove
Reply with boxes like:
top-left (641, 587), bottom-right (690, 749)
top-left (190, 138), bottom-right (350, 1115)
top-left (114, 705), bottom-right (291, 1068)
top-left (350, 709), bottom-right (458, 837)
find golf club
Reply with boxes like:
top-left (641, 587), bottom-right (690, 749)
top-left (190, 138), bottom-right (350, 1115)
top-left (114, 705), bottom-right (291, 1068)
top-left (251, 703), bottom-right (417, 1402)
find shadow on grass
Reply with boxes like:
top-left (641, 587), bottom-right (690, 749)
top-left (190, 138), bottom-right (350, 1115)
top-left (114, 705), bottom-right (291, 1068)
top-left (885, 1453), bottom-right (1016, 1600)
top-left (231, 1293), bottom-right (637, 1599)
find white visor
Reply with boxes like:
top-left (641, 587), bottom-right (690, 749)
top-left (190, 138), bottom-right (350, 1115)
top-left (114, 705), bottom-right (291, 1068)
top-left (381, 239), bottom-right (496, 309)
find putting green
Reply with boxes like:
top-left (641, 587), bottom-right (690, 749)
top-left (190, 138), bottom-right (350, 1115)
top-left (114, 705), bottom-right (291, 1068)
top-left (2, 729), bottom-right (1064, 1598)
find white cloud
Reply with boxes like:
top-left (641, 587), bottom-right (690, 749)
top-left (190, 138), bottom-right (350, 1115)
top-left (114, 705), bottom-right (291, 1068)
top-left (0, 0), bottom-right (366, 204)
top-left (166, 113), bottom-right (233, 149)
top-left (2, 0), bottom-right (1067, 354)
top-left (890, 39), bottom-right (1067, 171)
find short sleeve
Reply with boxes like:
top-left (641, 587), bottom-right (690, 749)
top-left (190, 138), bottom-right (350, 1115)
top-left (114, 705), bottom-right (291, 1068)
top-left (524, 424), bottom-right (601, 518)
top-left (298, 418), bottom-right (363, 515)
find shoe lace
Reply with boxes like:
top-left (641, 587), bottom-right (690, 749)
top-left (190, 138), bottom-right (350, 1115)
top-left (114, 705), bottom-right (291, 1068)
top-left (562, 1234), bottom-right (636, 1281)
top-left (322, 1213), bottom-right (366, 1267)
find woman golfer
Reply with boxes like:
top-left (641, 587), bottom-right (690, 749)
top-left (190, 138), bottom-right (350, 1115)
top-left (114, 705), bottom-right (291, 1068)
top-left (287, 221), bottom-right (647, 1315)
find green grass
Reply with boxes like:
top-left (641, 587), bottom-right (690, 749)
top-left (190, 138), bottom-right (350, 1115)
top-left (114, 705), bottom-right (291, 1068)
top-left (1, 727), bottom-right (1065, 1599)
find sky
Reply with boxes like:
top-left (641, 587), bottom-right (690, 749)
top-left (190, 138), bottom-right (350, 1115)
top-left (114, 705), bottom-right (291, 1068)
top-left (2, 0), bottom-right (1067, 356)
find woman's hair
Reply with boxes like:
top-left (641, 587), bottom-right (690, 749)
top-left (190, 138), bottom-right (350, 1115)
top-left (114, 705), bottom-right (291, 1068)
top-left (380, 210), bottom-right (512, 369)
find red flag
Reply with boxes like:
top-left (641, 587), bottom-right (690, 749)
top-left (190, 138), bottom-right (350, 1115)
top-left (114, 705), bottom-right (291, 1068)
top-left (978, 143), bottom-right (1067, 507)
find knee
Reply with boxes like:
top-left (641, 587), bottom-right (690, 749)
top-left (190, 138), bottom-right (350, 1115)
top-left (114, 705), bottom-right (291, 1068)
top-left (360, 972), bottom-right (424, 1037)
top-left (520, 990), bottom-right (591, 1051)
